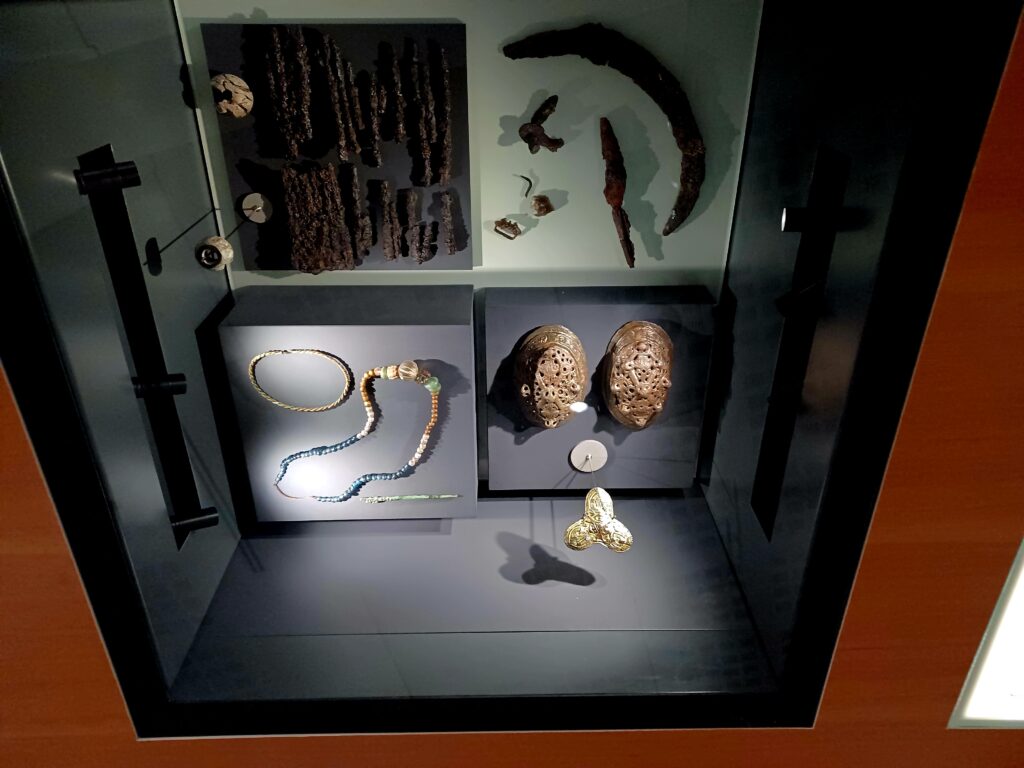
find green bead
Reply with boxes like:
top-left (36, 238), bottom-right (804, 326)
top-left (424, 376), bottom-right (440, 394)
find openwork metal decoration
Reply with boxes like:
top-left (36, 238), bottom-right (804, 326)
top-left (564, 487), bottom-right (633, 553)
top-left (514, 325), bottom-right (588, 429)
top-left (603, 320), bottom-right (673, 430)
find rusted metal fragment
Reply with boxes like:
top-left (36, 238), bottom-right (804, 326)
top-left (531, 194), bottom-right (554, 216)
top-left (371, 180), bottom-right (401, 261)
top-left (356, 70), bottom-right (383, 166)
top-left (344, 59), bottom-right (364, 132)
top-left (343, 163), bottom-right (373, 255)
top-left (318, 34), bottom-right (359, 159)
top-left (378, 41), bottom-right (407, 143)
top-left (266, 26), bottom-right (313, 158)
top-left (407, 222), bottom-right (432, 264)
top-left (420, 58), bottom-right (437, 144)
top-left (600, 117), bottom-right (635, 268)
top-left (518, 94), bottom-right (564, 154)
top-left (438, 188), bottom-right (467, 254)
top-left (282, 163), bottom-right (354, 273)
top-left (399, 187), bottom-right (421, 258)
top-left (494, 217), bottom-right (522, 240)
top-left (441, 189), bottom-right (457, 254)
top-left (403, 40), bottom-right (432, 185)
top-left (504, 23), bottom-right (704, 235)
top-left (434, 42), bottom-right (454, 186)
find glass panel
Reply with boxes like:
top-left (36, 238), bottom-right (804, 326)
top-left (0, 0), bottom-right (237, 684)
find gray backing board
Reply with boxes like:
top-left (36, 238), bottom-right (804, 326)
top-left (482, 287), bottom-right (713, 491)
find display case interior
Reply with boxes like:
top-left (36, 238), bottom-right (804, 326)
top-left (2, 0), bottom-right (1018, 738)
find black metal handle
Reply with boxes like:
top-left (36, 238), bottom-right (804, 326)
top-left (750, 145), bottom-right (850, 539)
top-left (77, 144), bottom-right (217, 549)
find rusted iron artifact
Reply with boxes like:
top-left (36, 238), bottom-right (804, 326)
top-left (282, 164), bottom-right (354, 273)
top-left (318, 34), bottom-right (360, 160)
top-left (531, 194), bottom-right (554, 217)
top-left (441, 189), bottom-right (457, 254)
top-left (435, 43), bottom-right (454, 186)
top-left (371, 180), bottom-right (401, 261)
top-left (518, 94), bottom-right (564, 154)
top-left (378, 41), bottom-right (406, 143)
top-left (494, 217), bottom-right (522, 240)
top-left (266, 26), bottom-right (313, 158)
top-left (504, 23), bottom-right (705, 235)
top-left (343, 163), bottom-right (373, 256)
top-left (359, 70), bottom-right (384, 166)
top-left (600, 117), bottom-right (635, 268)
top-left (403, 40), bottom-right (433, 186)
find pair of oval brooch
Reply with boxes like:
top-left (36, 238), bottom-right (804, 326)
top-left (513, 320), bottom-right (673, 431)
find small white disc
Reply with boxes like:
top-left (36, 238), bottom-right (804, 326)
top-left (570, 440), bottom-right (608, 473)
top-left (241, 192), bottom-right (273, 224)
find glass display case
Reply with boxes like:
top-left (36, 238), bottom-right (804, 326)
top-left (1, 0), bottom-right (1019, 737)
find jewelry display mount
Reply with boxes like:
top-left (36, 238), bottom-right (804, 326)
top-left (481, 286), bottom-right (713, 492)
top-left (214, 285), bottom-right (477, 525)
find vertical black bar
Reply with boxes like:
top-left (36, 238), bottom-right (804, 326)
top-left (76, 144), bottom-right (216, 548)
top-left (750, 146), bottom-right (849, 538)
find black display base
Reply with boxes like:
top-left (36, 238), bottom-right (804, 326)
top-left (170, 495), bottom-right (773, 701)
top-left (217, 286), bottom-right (477, 523)
top-left (481, 287), bottom-right (714, 492)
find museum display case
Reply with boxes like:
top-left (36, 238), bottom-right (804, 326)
top-left (1, 0), bottom-right (1020, 737)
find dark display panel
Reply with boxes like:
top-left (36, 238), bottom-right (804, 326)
top-left (201, 22), bottom-right (472, 271)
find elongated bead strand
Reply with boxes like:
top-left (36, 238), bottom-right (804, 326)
top-left (274, 360), bottom-right (441, 502)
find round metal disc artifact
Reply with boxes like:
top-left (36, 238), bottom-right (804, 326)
top-left (603, 320), bottom-right (673, 429)
top-left (570, 439), bottom-right (608, 472)
top-left (514, 325), bottom-right (588, 429)
top-left (241, 192), bottom-right (273, 224)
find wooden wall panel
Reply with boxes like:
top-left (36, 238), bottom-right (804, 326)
top-left (1, 17), bottom-right (1022, 768)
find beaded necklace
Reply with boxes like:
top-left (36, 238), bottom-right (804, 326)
top-left (274, 360), bottom-right (441, 502)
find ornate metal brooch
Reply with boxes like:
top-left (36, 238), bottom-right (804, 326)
top-left (603, 320), bottom-right (673, 430)
top-left (514, 324), bottom-right (588, 429)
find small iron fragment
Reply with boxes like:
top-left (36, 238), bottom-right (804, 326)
top-left (531, 194), bottom-right (554, 217)
top-left (518, 94), bottom-right (564, 154)
top-left (600, 117), bottom-right (636, 268)
top-left (494, 217), bottom-right (522, 240)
